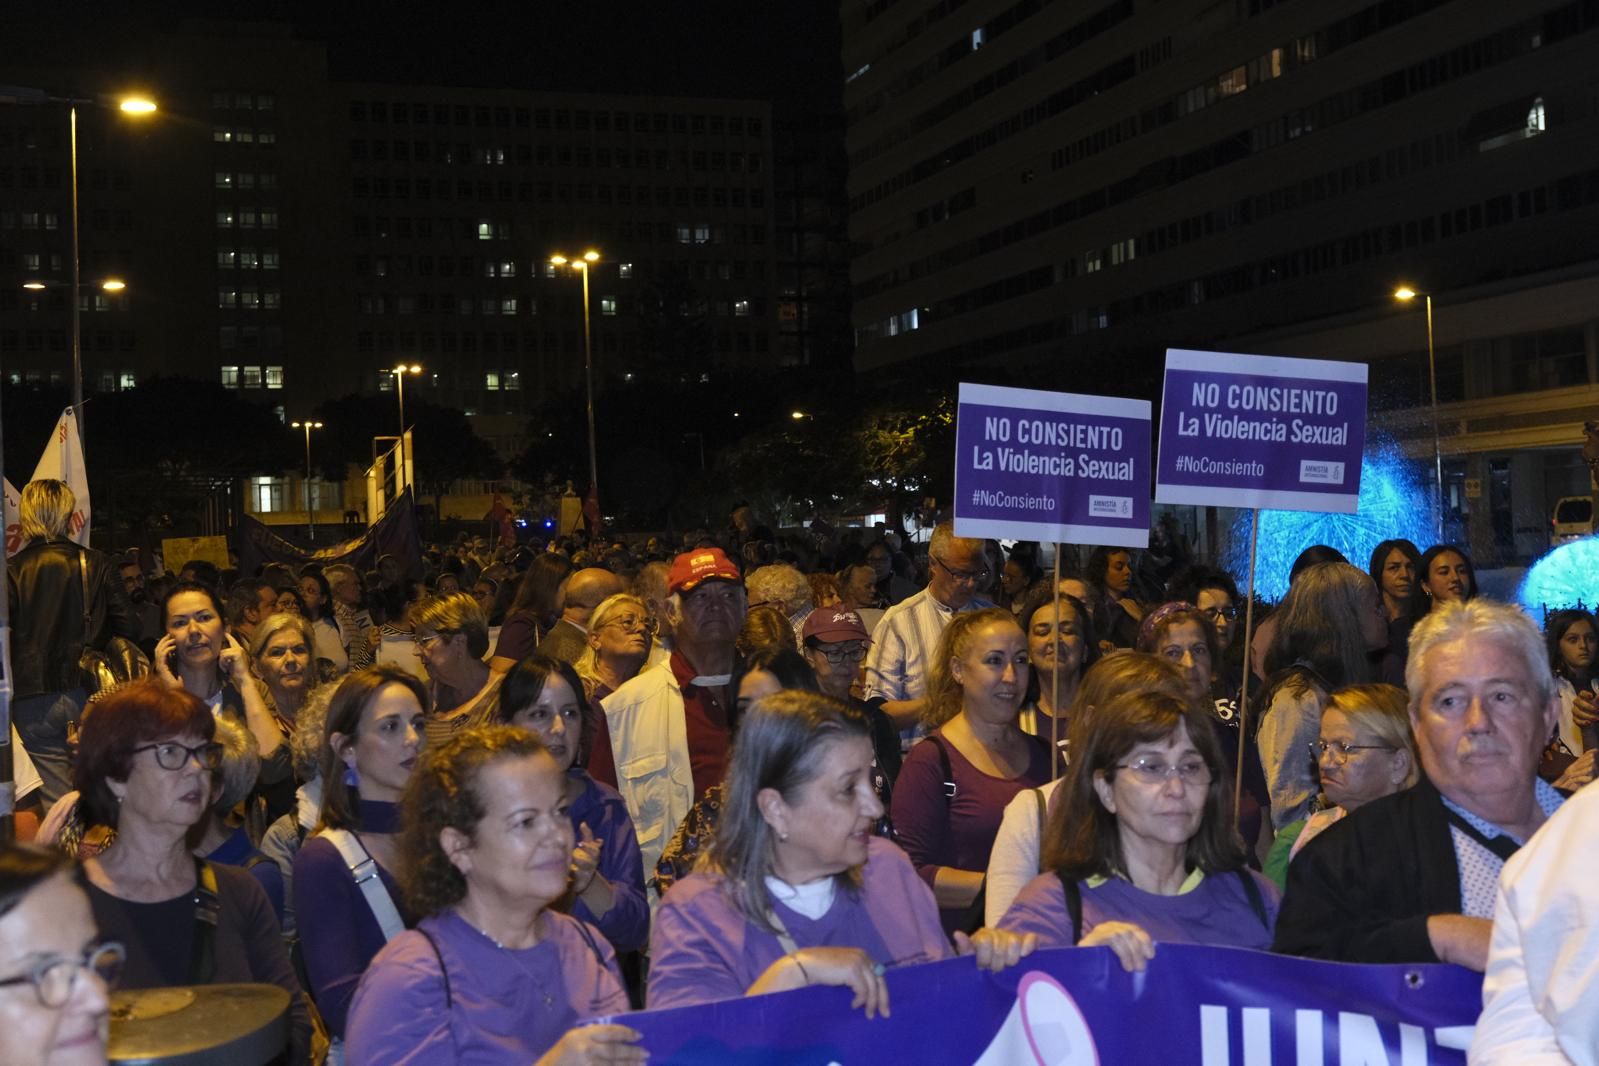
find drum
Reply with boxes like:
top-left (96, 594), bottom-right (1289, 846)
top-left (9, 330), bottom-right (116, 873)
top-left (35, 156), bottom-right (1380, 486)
top-left (108, 983), bottom-right (289, 1065)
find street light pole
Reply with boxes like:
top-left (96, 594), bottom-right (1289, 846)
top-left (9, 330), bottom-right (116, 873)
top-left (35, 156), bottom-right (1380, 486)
top-left (69, 103), bottom-right (82, 439)
top-left (292, 421), bottom-right (323, 540)
top-left (388, 364), bottom-right (422, 498)
top-left (551, 250), bottom-right (602, 506)
top-left (1395, 286), bottom-right (1445, 538)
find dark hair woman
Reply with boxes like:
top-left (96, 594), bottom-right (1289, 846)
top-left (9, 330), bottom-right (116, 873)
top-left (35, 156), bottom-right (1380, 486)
top-left (1017, 590), bottom-right (1098, 758)
top-left (488, 553), bottom-right (574, 675)
top-left (648, 691), bottom-right (1034, 1012)
top-left (1084, 546), bottom-right (1141, 648)
top-left (1546, 608), bottom-right (1599, 765)
top-left (345, 726), bottom-right (643, 1064)
top-left (74, 681), bottom-right (308, 1057)
top-left (0, 843), bottom-right (122, 1066)
top-left (1417, 543), bottom-right (1477, 609)
top-left (1367, 538), bottom-right (1425, 684)
top-left (291, 665), bottom-right (426, 1046)
top-left (997, 690), bottom-right (1279, 969)
top-left (297, 569), bottom-right (349, 676)
top-left (496, 657), bottom-right (648, 954)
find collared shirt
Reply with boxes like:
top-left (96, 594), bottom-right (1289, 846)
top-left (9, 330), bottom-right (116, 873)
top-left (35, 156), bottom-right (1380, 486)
top-left (668, 650), bottom-right (732, 799)
top-left (863, 588), bottom-right (993, 705)
top-left (1440, 778), bottom-right (1564, 918)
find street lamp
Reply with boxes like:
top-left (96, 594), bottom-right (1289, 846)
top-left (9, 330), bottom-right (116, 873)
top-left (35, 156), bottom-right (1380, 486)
top-left (1394, 286), bottom-right (1444, 538)
top-left (386, 364), bottom-right (422, 496)
top-left (0, 87), bottom-right (156, 447)
top-left (550, 250), bottom-right (601, 507)
top-left (291, 420), bottom-right (324, 541)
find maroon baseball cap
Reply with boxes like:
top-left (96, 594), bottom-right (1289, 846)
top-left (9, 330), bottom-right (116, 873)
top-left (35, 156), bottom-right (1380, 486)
top-left (668, 547), bottom-right (741, 595)
top-left (802, 608), bottom-right (871, 645)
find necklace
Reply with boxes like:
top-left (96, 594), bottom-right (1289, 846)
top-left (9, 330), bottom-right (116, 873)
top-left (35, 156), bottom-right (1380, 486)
top-left (456, 911), bottom-right (556, 1007)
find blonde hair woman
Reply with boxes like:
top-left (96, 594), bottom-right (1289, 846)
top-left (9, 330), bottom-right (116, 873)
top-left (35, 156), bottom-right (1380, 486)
top-left (410, 592), bottom-right (500, 747)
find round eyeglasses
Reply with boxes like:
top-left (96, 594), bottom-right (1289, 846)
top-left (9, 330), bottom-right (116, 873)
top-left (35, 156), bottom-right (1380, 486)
top-left (599, 614), bottom-right (658, 635)
top-left (131, 741), bottom-right (225, 771)
top-left (0, 941), bottom-right (125, 1008)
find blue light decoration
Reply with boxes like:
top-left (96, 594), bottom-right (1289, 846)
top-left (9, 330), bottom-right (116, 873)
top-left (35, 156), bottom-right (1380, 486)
top-left (1516, 537), bottom-right (1599, 616)
top-left (1222, 442), bottom-right (1434, 601)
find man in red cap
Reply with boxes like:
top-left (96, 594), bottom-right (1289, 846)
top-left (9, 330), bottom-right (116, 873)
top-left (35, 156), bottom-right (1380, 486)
top-left (597, 546), bottom-right (746, 896)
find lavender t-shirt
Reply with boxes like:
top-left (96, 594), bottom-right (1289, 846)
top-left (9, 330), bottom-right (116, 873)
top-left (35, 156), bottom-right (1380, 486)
top-left (345, 909), bottom-right (628, 1065)
top-left (998, 867), bottom-right (1281, 951)
top-left (647, 836), bottom-right (951, 1010)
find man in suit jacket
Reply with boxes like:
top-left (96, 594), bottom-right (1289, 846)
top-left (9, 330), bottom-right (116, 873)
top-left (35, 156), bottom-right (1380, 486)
top-left (535, 567), bottom-right (625, 665)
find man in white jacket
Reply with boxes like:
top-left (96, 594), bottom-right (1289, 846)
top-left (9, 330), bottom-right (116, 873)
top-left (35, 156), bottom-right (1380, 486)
top-left (1472, 780), bottom-right (1599, 1065)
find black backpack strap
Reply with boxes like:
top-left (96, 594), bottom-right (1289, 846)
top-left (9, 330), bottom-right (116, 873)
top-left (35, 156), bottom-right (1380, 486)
top-left (190, 860), bottom-right (221, 984)
top-left (415, 925), bottom-right (453, 1010)
top-left (1236, 870), bottom-right (1269, 930)
top-left (925, 735), bottom-right (956, 803)
top-left (1032, 788), bottom-right (1048, 874)
top-left (1053, 870), bottom-right (1085, 945)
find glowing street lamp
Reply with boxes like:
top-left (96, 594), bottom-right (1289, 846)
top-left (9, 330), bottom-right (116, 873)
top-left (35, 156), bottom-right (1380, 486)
top-left (291, 421), bottom-right (325, 540)
top-left (551, 249), bottom-right (602, 508)
top-left (386, 364), bottom-right (422, 495)
top-left (1394, 285), bottom-right (1443, 537)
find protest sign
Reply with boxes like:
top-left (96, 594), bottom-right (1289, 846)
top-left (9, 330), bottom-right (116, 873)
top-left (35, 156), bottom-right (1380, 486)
top-left (617, 944), bottom-right (1480, 1065)
top-left (954, 382), bottom-right (1151, 547)
top-left (1155, 349), bottom-right (1368, 513)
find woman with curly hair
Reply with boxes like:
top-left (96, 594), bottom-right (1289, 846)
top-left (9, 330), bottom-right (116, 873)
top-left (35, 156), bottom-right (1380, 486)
top-left (345, 725), bottom-right (641, 1065)
top-left (889, 607), bottom-right (1051, 935)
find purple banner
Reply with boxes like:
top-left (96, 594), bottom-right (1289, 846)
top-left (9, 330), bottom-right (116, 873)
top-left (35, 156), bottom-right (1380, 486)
top-left (613, 944), bottom-right (1481, 1064)
top-left (1155, 349), bottom-right (1368, 513)
top-left (954, 383), bottom-right (1151, 548)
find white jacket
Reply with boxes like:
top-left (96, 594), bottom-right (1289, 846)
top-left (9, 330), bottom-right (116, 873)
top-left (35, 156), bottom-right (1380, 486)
top-left (600, 661), bottom-right (693, 895)
top-left (1471, 780), bottom-right (1599, 1065)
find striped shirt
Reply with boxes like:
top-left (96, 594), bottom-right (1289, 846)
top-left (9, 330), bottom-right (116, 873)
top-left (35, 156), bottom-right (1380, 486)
top-left (864, 589), bottom-right (993, 740)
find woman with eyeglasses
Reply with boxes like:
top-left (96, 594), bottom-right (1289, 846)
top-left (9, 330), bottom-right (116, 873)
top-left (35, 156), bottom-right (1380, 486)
top-left (648, 690), bottom-right (1034, 1012)
top-left (72, 680), bottom-right (309, 1057)
top-left (0, 843), bottom-right (122, 1066)
top-left (575, 593), bottom-right (658, 789)
top-left (1262, 684), bottom-right (1417, 889)
top-left (496, 657), bottom-right (648, 954)
top-left (293, 666), bottom-right (426, 1049)
top-left (998, 689), bottom-right (1279, 970)
top-left (411, 592), bottom-right (502, 749)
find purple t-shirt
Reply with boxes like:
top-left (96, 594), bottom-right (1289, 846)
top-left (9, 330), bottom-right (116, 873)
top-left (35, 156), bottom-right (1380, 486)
top-left (566, 769), bottom-right (648, 953)
top-left (647, 836), bottom-right (951, 1010)
top-left (890, 729), bottom-right (1052, 931)
top-left (293, 834), bottom-right (408, 1038)
top-left (998, 867), bottom-right (1281, 951)
top-left (345, 908), bottom-right (629, 1065)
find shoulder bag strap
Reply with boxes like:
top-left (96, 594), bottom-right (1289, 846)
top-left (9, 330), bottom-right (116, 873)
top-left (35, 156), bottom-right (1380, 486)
top-left (78, 548), bottom-right (94, 646)
top-left (1444, 810), bottom-right (1521, 862)
top-left (1236, 870), bottom-right (1269, 930)
top-left (1032, 788), bottom-right (1048, 874)
top-left (765, 907), bottom-right (801, 957)
top-left (925, 735), bottom-right (956, 804)
top-left (320, 828), bottom-right (406, 941)
top-left (191, 859), bottom-right (221, 984)
top-left (413, 925), bottom-right (453, 1010)
top-left (1053, 870), bottom-right (1084, 945)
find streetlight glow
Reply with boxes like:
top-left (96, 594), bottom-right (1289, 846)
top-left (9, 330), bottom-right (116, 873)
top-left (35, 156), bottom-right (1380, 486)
top-left (22, 281), bottom-right (45, 291)
top-left (118, 97), bottom-right (157, 115)
top-left (101, 279), bottom-right (126, 292)
top-left (582, 250), bottom-right (600, 263)
top-left (549, 254), bottom-right (568, 267)
top-left (791, 410), bottom-right (807, 420)
top-left (1393, 286), bottom-right (1418, 301)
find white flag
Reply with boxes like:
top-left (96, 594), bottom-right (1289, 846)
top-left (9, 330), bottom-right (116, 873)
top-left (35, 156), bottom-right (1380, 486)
top-left (30, 407), bottom-right (90, 547)
top-left (2, 477), bottom-right (19, 557)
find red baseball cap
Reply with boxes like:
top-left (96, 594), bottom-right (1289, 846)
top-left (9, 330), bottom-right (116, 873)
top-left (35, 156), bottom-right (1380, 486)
top-left (668, 547), bottom-right (741, 595)
top-left (802, 608), bottom-right (871, 645)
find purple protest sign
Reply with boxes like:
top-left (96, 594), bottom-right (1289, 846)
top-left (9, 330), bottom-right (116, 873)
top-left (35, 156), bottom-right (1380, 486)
top-left (1155, 349), bottom-right (1368, 513)
top-left (954, 383), bottom-right (1151, 548)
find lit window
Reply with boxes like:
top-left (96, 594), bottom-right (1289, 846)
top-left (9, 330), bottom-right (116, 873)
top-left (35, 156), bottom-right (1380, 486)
top-left (221, 365), bottom-right (240, 387)
top-left (215, 171), bottom-right (234, 188)
top-left (600, 296), bottom-right (617, 316)
top-left (477, 220), bottom-right (494, 240)
top-left (505, 371), bottom-right (520, 391)
top-left (618, 262), bottom-right (633, 278)
top-left (485, 371), bottom-right (500, 390)
top-left (265, 366), bottom-right (284, 389)
top-left (501, 297), bottom-right (518, 315)
top-left (243, 365), bottom-right (263, 387)
top-left (733, 300), bottom-right (750, 317)
top-left (1085, 249), bottom-right (1103, 273)
top-left (218, 290), bottom-right (238, 309)
top-left (1528, 96), bottom-right (1546, 134)
top-left (500, 259), bottom-right (516, 277)
top-left (251, 476), bottom-right (287, 512)
top-left (971, 27), bottom-right (985, 50)
top-left (213, 127), bottom-right (233, 143)
top-left (217, 249), bottom-right (237, 268)
top-left (216, 210), bottom-right (236, 228)
top-left (240, 290), bottom-right (261, 310)
top-left (544, 262), bottom-right (557, 278)
top-left (119, 371), bottom-right (136, 390)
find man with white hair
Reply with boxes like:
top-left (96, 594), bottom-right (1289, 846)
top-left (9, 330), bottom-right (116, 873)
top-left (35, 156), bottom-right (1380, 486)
top-left (863, 521), bottom-right (993, 736)
top-left (745, 562), bottom-right (814, 641)
top-left (1273, 598), bottom-right (1564, 969)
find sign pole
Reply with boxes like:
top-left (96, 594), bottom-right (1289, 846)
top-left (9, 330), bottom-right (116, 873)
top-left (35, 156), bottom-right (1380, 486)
top-left (1050, 541), bottom-right (1062, 780)
top-left (1234, 508), bottom-right (1260, 826)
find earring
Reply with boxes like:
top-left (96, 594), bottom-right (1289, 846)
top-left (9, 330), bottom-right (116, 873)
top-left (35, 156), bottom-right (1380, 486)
top-left (778, 831), bottom-right (789, 842)
top-left (344, 763), bottom-right (360, 789)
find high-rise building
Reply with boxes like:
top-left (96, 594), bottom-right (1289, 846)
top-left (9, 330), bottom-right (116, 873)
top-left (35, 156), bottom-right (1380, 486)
top-left (843, 0), bottom-right (1599, 564)
top-left (0, 18), bottom-right (780, 466)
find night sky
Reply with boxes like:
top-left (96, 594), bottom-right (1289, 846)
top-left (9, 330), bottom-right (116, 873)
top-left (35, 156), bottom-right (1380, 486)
top-left (1, 1), bottom-right (842, 114)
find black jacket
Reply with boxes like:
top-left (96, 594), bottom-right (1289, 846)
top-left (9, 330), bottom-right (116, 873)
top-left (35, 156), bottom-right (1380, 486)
top-left (1272, 775), bottom-right (1462, 963)
top-left (8, 538), bottom-right (138, 698)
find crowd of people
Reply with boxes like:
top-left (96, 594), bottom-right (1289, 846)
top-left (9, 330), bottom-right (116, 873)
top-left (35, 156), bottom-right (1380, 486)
top-left (3, 480), bottom-right (1597, 1064)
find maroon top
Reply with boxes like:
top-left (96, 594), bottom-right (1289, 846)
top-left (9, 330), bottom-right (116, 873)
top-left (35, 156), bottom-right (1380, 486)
top-left (584, 682), bottom-right (619, 789)
top-left (890, 728), bottom-right (1052, 932)
top-left (491, 610), bottom-right (540, 663)
top-left (671, 651), bottom-right (733, 800)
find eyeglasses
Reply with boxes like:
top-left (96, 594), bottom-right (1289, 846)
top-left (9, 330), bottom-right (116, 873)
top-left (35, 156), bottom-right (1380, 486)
top-left (813, 643), bottom-right (868, 665)
top-left (0, 941), bottom-right (125, 1008)
top-left (1309, 739), bottom-right (1396, 764)
top-left (600, 614), bottom-right (657, 635)
top-left (412, 631), bottom-right (447, 650)
top-left (1200, 605), bottom-right (1237, 623)
top-left (131, 741), bottom-right (224, 771)
top-left (1115, 756), bottom-right (1212, 786)
top-left (931, 555), bottom-right (991, 585)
